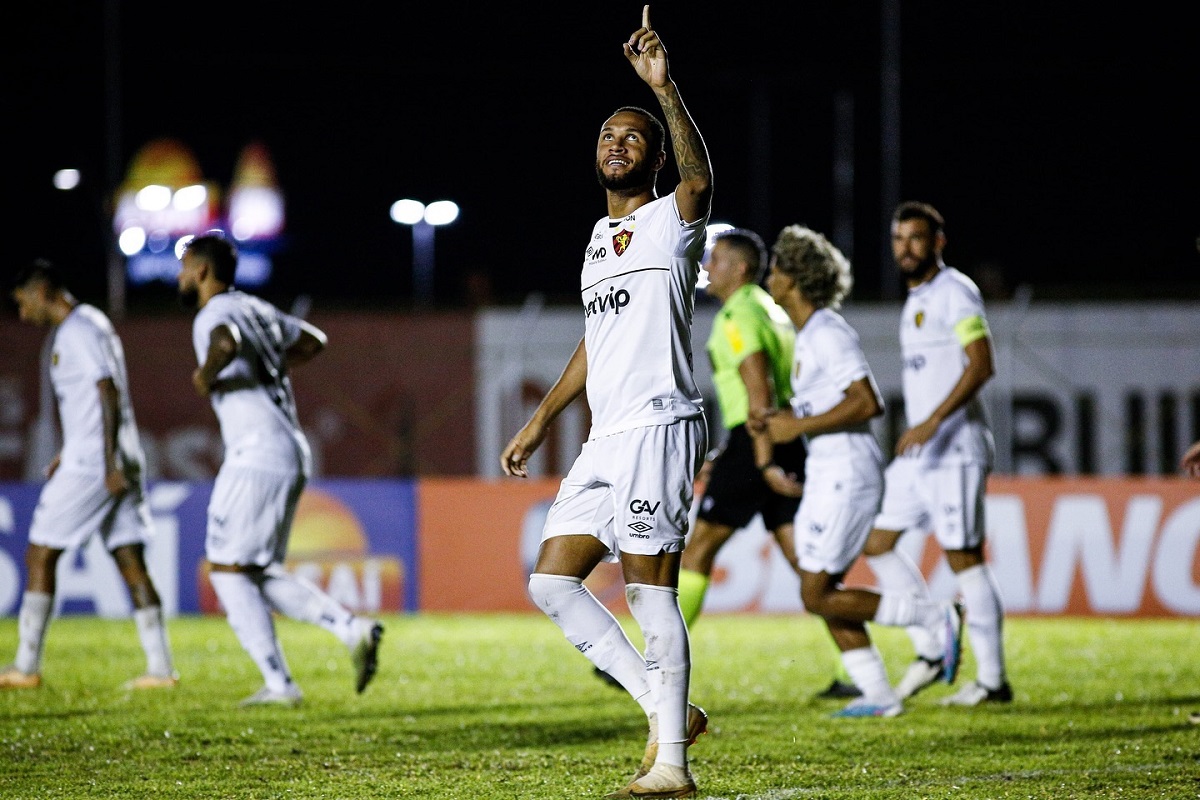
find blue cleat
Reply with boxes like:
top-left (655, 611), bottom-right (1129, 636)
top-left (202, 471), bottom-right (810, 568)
top-left (942, 601), bottom-right (965, 685)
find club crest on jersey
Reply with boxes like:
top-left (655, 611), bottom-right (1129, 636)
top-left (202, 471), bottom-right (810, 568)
top-left (52, 351), bottom-right (59, 366)
top-left (612, 229), bottom-right (633, 256)
top-left (914, 310), bottom-right (926, 328)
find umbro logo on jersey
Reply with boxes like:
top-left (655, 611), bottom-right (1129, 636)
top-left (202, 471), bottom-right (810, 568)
top-left (612, 229), bottom-right (633, 256)
top-left (584, 286), bottom-right (630, 317)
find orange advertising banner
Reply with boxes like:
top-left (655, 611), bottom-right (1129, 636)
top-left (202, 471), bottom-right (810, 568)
top-left (416, 475), bottom-right (1200, 618)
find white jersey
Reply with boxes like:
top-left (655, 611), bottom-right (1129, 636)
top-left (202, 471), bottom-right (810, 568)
top-left (192, 290), bottom-right (310, 471)
top-left (899, 266), bottom-right (994, 467)
top-left (789, 308), bottom-right (884, 477)
top-left (50, 303), bottom-right (146, 480)
top-left (579, 194), bottom-right (707, 439)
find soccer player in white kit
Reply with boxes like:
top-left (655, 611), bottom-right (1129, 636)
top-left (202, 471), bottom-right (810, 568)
top-left (753, 226), bottom-right (964, 718)
top-left (177, 234), bottom-right (383, 707)
top-left (862, 201), bottom-right (1013, 706)
top-left (500, 7), bottom-right (710, 798)
top-left (1, 260), bottom-right (177, 690)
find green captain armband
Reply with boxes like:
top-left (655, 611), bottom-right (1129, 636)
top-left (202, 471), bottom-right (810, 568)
top-left (954, 315), bottom-right (990, 347)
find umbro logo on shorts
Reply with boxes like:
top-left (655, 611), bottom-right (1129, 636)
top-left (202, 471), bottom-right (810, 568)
top-left (628, 521), bottom-right (653, 534)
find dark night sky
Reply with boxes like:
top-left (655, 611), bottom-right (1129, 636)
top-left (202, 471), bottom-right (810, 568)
top-left (11, 1), bottom-right (1199, 313)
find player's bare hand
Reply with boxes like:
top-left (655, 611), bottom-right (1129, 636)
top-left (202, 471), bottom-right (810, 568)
top-left (623, 5), bottom-right (669, 88)
top-left (756, 408), bottom-right (803, 444)
top-left (501, 423), bottom-right (547, 478)
top-left (761, 465), bottom-right (804, 498)
top-left (192, 368), bottom-right (213, 397)
top-left (104, 468), bottom-right (130, 498)
top-left (896, 418), bottom-right (938, 456)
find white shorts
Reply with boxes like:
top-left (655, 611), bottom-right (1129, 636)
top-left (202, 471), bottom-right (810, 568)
top-left (794, 467), bottom-right (882, 575)
top-left (873, 456), bottom-right (988, 550)
top-left (28, 469), bottom-right (152, 552)
top-left (542, 418), bottom-right (707, 561)
top-left (206, 461), bottom-right (306, 567)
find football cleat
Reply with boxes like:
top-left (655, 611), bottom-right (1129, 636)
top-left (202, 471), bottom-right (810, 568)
top-left (239, 685), bottom-right (302, 708)
top-left (942, 602), bottom-right (965, 685)
top-left (831, 696), bottom-right (904, 718)
top-left (0, 665), bottom-right (41, 689)
top-left (939, 680), bottom-right (1014, 707)
top-left (351, 620), bottom-right (384, 694)
top-left (123, 672), bottom-right (180, 690)
top-left (607, 762), bottom-right (697, 799)
top-left (815, 678), bottom-right (863, 699)
top-left (636, 702), bottom-right (708, 781)
top-left (895, 657), bottom-right (944, 699)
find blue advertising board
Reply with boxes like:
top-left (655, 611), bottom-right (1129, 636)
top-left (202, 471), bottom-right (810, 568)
top-left (0, 478), bottom-right (418, 617)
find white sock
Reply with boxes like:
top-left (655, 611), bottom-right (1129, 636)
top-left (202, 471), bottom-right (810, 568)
top-left (956, 563), bottom-right (1007, 687)
top-left (209, 571), bottom-right (295, 693)
top-left (625, 583), bottom-right (689, 768)
top-left (527, 574), bottom-right (654, 714)
top-left (133, 605), bottom-right (175, 677)
top-left (258, 563), bottom-right (357, 648)
top-left (872, 593), bottom-right (946, 662)
top-left (867, 550), bottom-right (939, 659)
top-left (841, 645), bottom-right (899, 705)
top-left (15, 591), bottom-right (53, 675)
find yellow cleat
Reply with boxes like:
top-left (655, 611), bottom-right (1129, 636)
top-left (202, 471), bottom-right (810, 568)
top-left (0, 665), bottom-right (42, 689)
top-left (123, 673), bottom-right (180, 690)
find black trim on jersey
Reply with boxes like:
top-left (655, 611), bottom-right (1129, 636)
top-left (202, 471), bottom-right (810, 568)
top-left (581, 267), bottom-right (669, 293)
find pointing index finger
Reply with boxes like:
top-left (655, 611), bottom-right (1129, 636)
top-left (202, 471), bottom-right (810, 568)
top-left (642, 4), bottom-right (651, 30)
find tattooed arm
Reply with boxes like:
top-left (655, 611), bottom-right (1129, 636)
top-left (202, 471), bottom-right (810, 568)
top-left (623, 4), bottom-right (713, 224)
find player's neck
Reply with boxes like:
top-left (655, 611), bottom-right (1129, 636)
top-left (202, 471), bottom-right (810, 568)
top-left (906, 261), bottom-right (942, 290)
top-left (606, 188), bottom-right (656, 220)
top-left (48, 294), bottom-right (77, 325)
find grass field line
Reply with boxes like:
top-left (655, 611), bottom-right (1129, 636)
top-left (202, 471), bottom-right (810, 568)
top-left (703, 760), bottom-right (1189, 799)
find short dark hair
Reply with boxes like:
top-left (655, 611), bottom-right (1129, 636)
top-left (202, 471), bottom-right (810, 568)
top-left (714, 228), bottom-right (769, 283)
top-left (13, 258), bottom-right (65, 292)
top-left (610, 105), bottom-right (666, 156)
top-left (893, 201), bottom-right (945, 237)
top-left (184, 233), bottom-right (239, 285)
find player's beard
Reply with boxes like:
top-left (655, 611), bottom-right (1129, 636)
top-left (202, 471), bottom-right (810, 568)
top-left (897, 251), bottom-right (938, 282)
top-left (596, 157), bottom-right (654, 192)
top-left (177, 287), bottom-right (199, 309)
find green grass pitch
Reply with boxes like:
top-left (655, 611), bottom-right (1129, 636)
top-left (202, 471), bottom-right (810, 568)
top-left (1, 613), bottom-right (1197, 798)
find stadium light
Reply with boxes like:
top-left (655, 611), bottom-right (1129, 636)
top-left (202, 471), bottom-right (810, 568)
top-left (390, 198), bottom-right (460, 306)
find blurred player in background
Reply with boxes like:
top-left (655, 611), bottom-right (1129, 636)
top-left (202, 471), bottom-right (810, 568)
top-left (1, 259), bottom-right (177, 690)
top-left (862, 201), bottom-right (1012, 707)
top-left (677, 227), bottom-right (860, 699)
top-left (177, 233), bottom-right (383, 707)
top-left (754, 225), bottom-right (963, 718)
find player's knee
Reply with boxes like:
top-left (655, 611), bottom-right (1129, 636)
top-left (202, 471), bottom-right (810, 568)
top-left (527, 573), bottom-right (582, 613)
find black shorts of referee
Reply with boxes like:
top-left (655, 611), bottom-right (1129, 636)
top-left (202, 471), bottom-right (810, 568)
top-left (695, 423), bottom-right (807, 530)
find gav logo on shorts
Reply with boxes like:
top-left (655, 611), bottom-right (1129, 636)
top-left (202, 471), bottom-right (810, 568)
top-left (585, 285), bottom-right (631, 318)
top-left (627, 498), bottom-right (660, 537)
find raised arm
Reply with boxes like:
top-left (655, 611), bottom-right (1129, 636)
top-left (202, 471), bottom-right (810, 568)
top-left (624, 5), bottom-right (712, 224)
